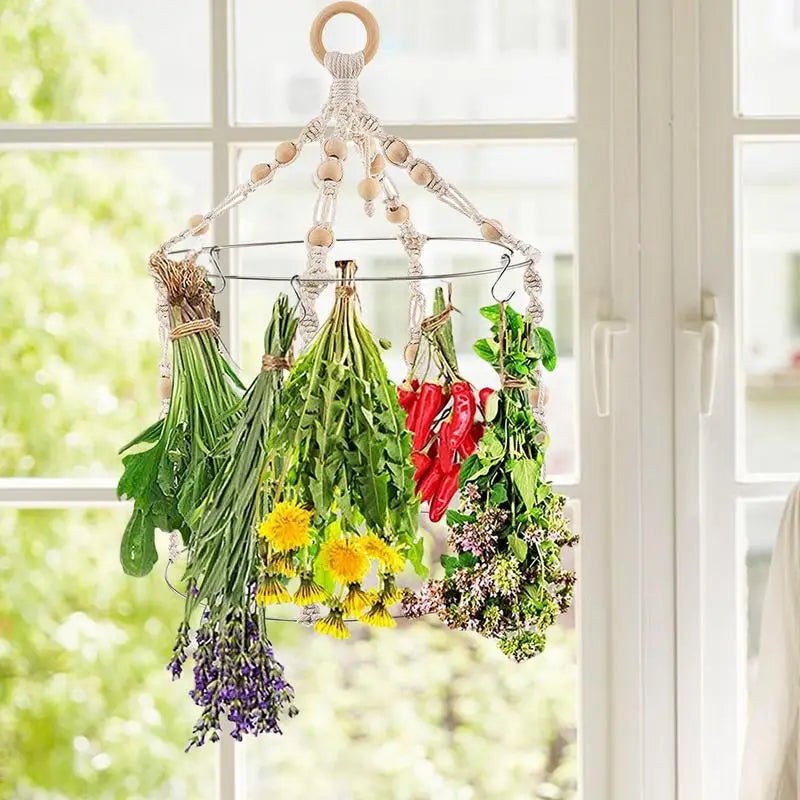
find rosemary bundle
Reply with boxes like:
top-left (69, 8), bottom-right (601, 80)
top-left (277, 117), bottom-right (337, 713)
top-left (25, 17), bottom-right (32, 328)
top-left (266, 260), bottom-right (423, 637)
top-left (183, 294), bottom-right (298, 620)
top-left (118, 253), bottom-right (243, 577)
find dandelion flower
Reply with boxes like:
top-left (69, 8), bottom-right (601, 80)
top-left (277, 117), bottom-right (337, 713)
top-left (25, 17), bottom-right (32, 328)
top-left (320, 537), bottom-right (370, 584)
top-left (293, 574), bottom-right (326, 606)
top-left (256, 574), bottom-right (291, 606)
top-left (315, 609), bottom-right (350, 640)
top-left (259, 500), bottom-right (313, 553)
top-left (361, 533), bottom-right (405, 574)
top-left (342, 582), bottom-right (370, 614)
top-left (360, 602), bottom-right (396, 628)
top-left (378, 575), bottom-right (402, 606)
top-left (268, 550), bottom-right (298, 577)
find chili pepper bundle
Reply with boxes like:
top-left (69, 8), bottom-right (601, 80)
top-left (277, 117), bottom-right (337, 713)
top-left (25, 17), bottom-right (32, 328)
top-left (118, 253), bottom-right (243, 577)
top-left (269, 260), bottom-right (424, 636)
top-left (403, 303), bottom-right (578, 662)
top-left (181, 294), bottom-right (298, 623)
top-left (401, 287), bottom-right (485, 522)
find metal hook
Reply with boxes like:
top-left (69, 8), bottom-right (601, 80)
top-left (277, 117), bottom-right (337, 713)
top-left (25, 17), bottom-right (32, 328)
top-left (491, 253), bottom-right (516, 303)
top-left (290, 274), bottom-right (310, 326)
top-left (208, 247), bottom-right (227, 294)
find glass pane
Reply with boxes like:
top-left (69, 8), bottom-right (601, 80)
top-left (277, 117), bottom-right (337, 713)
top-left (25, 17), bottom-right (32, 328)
top-left (3, 1), bottom-right (210, 124)
top-left (233, 141), bottom-right (577, 479)
top-left (738, 0), bottom-right (800, 116)
top-left (742, 498), bottom-right (787, 693)
top-left (738, 141), bottom-right (800, 476)
top-left (0, 508), bottom-right (216, 798)
top-left (244, 503), bottom-right (580, 799)
top-left (233, 0), bottom-right (575, 123)
top-left (0, 148), bottom-right (211, 477)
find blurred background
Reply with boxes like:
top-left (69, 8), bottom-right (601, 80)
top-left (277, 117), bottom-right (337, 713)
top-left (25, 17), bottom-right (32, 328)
top-left (2, 0), bottom-right (800, 797)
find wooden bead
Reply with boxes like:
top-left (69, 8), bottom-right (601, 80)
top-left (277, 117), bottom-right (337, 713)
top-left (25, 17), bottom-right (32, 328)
top-left (324, 138), bottom-right (348, 160)
top-left (357, 177), bottom-right (381, 201)
top-left (275, 141), bottom-right (297, 164)
top-left (404, 342), bottom-right (418, 366)
top-left (308, 226), bottom-right (333, 247)
top-left (250, 162), bottom-right (272, 182)
top-left (369, 153), bottom-right (385, 176)
top-left (385, 139), bottom-right (409, 166)
top-left (159, 376), bottom-right (172, 400)
top-left (316, 158), bottom-right (343, 182)
top-left (188, 214), bottom-right (209, 235)
top-left (480, 220), bottom-right (504, 242)
top-left (386, 204), bottom-right (409, 224)
top-left (410, 162), bottom-right (433, 186)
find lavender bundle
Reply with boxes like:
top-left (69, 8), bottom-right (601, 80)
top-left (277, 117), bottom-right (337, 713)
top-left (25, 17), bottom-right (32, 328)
top-left (118, 253), bottom-right (243, 576)
top-left (168, 602), bottom-right (297, 748)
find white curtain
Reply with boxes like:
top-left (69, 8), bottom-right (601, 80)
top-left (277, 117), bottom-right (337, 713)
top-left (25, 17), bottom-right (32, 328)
top-left (740, 484), bottom-right (800, 800)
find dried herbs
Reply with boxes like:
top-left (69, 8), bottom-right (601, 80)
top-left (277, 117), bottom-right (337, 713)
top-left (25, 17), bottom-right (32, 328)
top-left (403, 303), bottom-right (578, 660)
top-left (118, 254), bottom-right (243, 577)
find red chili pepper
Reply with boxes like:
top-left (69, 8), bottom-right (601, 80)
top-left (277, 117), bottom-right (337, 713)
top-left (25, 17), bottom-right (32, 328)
top-left (417, 462), bottom-right (444, 503)
top-left (438, 421), bottom-right (457, 474)
top-left (412, 452), bottom-right (431, 483)
top-left (410, 378), bottom-right (420, 391)
top-left (429, 470), bottom-right (460, 522)
top-left (443, 382), bottom-right (476, 454)
top-left (412, 383), bottom-right (447, 450)
top-left (479, 387), bottom-right (494, 414)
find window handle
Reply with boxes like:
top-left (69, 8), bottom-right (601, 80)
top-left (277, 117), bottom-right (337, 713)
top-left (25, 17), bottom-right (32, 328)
top-left (591, 316), bottom-right (629, 417)
top-left (682, 293), bottom-right (719, 416)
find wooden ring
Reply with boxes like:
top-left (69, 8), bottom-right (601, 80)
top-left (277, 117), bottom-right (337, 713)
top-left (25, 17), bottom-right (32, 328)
top-left (310, 2), bottom-right (380, 66)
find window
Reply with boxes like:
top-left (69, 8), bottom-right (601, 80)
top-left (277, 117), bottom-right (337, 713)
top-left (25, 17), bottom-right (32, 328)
top-left (2, 2), bottom-right (592, 799)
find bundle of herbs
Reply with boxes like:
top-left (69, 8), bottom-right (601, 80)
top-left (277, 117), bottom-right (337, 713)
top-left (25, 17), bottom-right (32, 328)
top-left (118, 252), bottom-right (243, 577)
top-left (267, 260), bottom-right (423, 638)
top-left (398, 287), bottom-right (486, 522)
top-left (403, 303), bottom-right (578, 661)
top-left (182, 293), bottom-right (299, 623)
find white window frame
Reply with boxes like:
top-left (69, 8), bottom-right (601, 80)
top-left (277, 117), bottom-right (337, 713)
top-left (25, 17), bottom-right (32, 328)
top-left (0, 1), bottom-right (655, 798)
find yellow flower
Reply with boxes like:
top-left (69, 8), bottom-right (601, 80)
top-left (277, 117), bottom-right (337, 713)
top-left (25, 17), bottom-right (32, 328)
top-left (342, 582), bottom-right (370, 614)
top-left (256, 574), bottom-right (290, 606)
top-left (378, 575), bottom-right (402, 606)
top-left (293, 575), bottom-right (326, 606)
top-left (268, 550), bottom-right (298, 577)
top-left (361, 533), bottom-right (405, 574)
top-left (258, 500), bottom-right (313, 553)
top-left (360, 602), bottom-right (396, 628)
top-left (319, 537), bottom-right (370, 584)
top-left (315, 609), bottom-right (350, 639)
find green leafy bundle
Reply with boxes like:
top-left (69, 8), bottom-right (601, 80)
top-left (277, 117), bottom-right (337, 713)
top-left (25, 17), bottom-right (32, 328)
top-left (403, 303), bottom-right (578, 661)
top-left (183, 294), bottom-right (298, 621)
top-left (272, 260), bottom-right (424, 582)
top-left (118, 254), bottom-right (243, 577)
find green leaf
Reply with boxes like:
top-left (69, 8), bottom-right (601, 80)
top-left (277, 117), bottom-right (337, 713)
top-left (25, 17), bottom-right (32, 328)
top-left (483, 390), bottom-right (500, 422)
top-left (478, 429), bottom-right (504, 461)
top-left (458, 551), bottom-right (477, 568)
top-left (510, 458), bottom-right (541, 513)
top-left (408, 538), bottom-right (428, 578)
top-left (508, 534), bottom-right (528, 562)
top-left (533, 326), bottom-right (558, 371)
top-left (378, 338), bottom-right (392, 350)
top-left (441, 554), bottom-right (459, 578)
top-left (473, 338), bottom-right (497, 364)
top-left (119, 508), bottom-right (158, 576)
top-left (479, 304), bottom-right (502, 323)
top-left (446, 509), bottom-right (473, 526)
top-left (490, 481), bottom-right (508, 506)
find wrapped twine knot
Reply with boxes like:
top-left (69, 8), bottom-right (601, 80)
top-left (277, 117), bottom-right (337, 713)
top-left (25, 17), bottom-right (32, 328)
top-left (335, 285), bottom-right (356, 298)
top-left (261, 354), bottom-right (292, 372)
top-left (169, 318), bottom-right (219, 340)
top-left (501, 376), bottom-right (527, 389)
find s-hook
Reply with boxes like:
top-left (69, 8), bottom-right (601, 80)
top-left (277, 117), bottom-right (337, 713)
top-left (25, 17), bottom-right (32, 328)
top-left (491, 253), bottom-right (516, 304)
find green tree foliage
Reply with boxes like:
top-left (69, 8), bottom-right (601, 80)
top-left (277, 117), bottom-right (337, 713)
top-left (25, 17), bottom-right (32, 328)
top-left (0, 1), bottom-right (578, 797)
